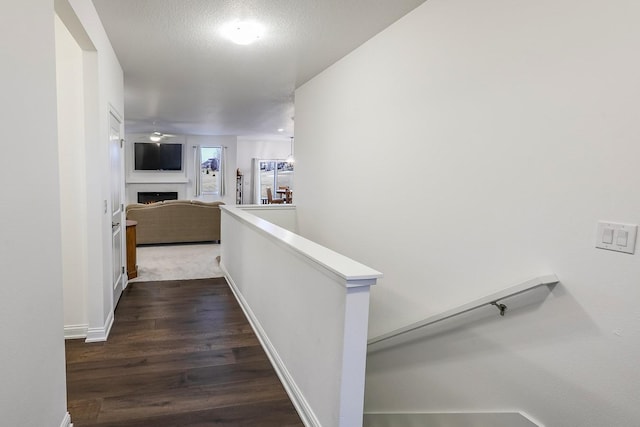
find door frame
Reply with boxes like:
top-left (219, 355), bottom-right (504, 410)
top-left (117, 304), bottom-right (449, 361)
top-left (109, 106), bottom-right (125, 308)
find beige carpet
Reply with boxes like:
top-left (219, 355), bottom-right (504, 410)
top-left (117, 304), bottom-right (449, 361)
top-left (129, 243), bottom-right (224, 282)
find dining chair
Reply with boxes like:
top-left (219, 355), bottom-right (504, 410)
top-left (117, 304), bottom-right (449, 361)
top-left (266, 187), bottom-right (285, 204)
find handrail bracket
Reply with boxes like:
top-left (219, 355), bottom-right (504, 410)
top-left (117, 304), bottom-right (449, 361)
top-left (491, 301), bottom-right (507, 316)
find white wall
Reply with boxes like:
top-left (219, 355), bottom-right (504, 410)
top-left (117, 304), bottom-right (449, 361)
top-left (69, 0), bottom-right (124, 342)
top-left (55, 14), bottom-right (89, 337)
top-left (0, 1), bottom-right (68, 425)
top-left (294, 0), bottom-right (640, 425)
top-left (58, 0), bottom-right (124, 340)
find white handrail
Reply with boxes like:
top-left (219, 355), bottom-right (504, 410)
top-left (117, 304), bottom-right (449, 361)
top-left (223, 205), bottom-right (382, 283)
top-left (367, 274), bottom-right (559, 351)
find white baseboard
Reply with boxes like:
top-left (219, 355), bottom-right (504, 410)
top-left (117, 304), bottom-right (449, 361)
top-left (64, 324), bottom-right (88, 340)
top-left (59, 411), bottom-right (71, 427)
top-left (363, 412), bottom-right (542, 427)
top-left (84, 310), bottom-right (114, 343)
top-left (221, 263), bottom-right (321, 427)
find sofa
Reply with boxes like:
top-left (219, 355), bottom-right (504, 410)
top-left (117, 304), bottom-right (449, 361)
top-left (125, 200), bottom-right (224, 245)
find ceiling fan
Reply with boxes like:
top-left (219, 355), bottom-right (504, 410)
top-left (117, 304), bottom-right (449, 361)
top-left (149, 131), bottom-right (176, 142)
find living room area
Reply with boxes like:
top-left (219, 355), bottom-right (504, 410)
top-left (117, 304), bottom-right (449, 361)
top-left (121, 133), bottom-right (295, 283)
top-left (123, 133), bottom-right (293, 207)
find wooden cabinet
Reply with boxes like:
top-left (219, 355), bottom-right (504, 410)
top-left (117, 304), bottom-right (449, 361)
top-left (126, 220), bottom-right (138, 280)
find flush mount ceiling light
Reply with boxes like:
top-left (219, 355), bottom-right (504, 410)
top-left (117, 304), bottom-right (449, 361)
top-left (220, 20), bottom-right (265, 45)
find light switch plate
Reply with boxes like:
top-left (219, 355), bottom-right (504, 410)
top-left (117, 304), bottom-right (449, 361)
top-left (596, 221), bottom-right (637, 254)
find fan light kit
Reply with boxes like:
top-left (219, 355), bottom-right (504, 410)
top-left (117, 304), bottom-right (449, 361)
top-left (286, 136), bottom-right (295, 164)
top-left (149, 131), bottom-right (175, 142)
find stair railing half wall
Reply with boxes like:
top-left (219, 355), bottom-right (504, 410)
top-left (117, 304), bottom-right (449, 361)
top-left (220, 205), bottom-right (382, 427)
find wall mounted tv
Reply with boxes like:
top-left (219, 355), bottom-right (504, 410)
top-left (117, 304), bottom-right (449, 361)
top-left (134, 142), bottom-right (183, 171)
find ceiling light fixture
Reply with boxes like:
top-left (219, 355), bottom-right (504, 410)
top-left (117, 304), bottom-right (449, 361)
top-left (286, 136), bottom-right (295, 164)
top-left (220, 20), bottom-right (264, 45)
top-left (149, 132), bottom-right (162, 142)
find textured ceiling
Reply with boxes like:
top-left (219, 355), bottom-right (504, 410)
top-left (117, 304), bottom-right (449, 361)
top-left (92, 0), bottom-right (427, 138)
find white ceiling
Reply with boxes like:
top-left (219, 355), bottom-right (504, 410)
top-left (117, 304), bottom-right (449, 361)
top-left (92, 0), bottom-right (427, 138)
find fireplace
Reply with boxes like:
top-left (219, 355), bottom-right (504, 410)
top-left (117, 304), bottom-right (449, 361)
top-left (137, 192), bottom-right (178, 204)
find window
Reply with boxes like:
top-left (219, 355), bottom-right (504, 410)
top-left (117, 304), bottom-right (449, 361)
top-left (259, 160), bottom-right (294, 201)
top-left (200, 146), bottom-right (223, 195)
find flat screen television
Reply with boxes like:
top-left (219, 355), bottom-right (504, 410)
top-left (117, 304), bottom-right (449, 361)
top-left (134, 142), bottom-right (183, 171)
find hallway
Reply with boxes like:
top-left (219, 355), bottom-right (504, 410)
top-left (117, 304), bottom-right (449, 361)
top-left (65, 278), bottom-right (303, 426)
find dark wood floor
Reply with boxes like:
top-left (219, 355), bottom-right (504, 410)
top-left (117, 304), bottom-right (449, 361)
top-left (66, 278), bottom-right (304, 427)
